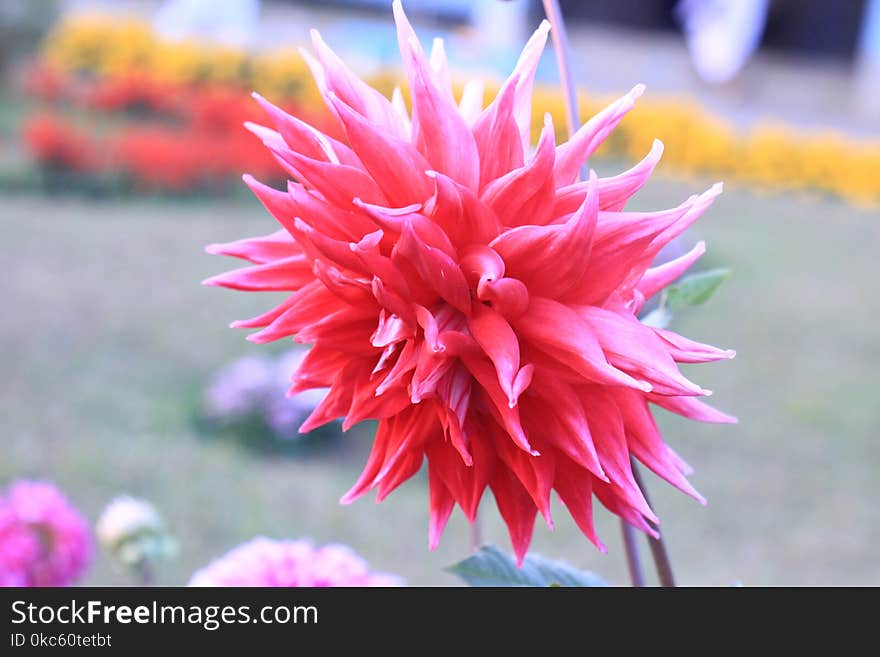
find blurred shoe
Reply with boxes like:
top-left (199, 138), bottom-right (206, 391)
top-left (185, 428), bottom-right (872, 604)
top-left (676, 0), bottom-right (769, 84)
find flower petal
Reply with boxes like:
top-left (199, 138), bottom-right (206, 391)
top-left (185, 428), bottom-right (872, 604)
top-left (653, 328), bottom-right (736, 363)
top-left (468, 303), bottom-right (525, 407)
top-left (306, 29), bottom-right (407, 140)
top-left (202, 255), bottom-right (312, 292)
top-left (513, 297), bottom-right (652, 391)
top-left (508, 19), bottom-right (551, 152)
top-left (424, 171), bottom-right (502, 247)
top-left (328, 92), bottom-right (434, 206)
top-left (480, 115), bottom-right (557, 227)
top-left (649, 394), bottom-right (738, 424)
top-left (429, 37), bottom-right (454, 102)
top-left (554, 84), bottom-right (645, 186)
top-left (205, 230), bottom-right (299, 264)
top-left (266, 143), bottom-right (387, 208)
top-left (394, 224), bottom-right (471, 314)
top-left (252, 92), bottom-right (361, 168)
top-left (393, 1), bottom-right (480, 189)
top-left (613, 388), bottom-right (706, 503)
top-left (458, 79), bottom-right (484, 125)
top-left (490, 170), bottom-right (598, 297)
top-left (524, 370), bottom-right (606, 480)
top-left (580, 306), bottom-right (709, 396)
top-left (490, 463), bottom-right (538, 566)
top-left (554, 139), bottom-right (664, 216)
top-left (472, 76), bottom-right (524, 188)
top-left (553, 460), bottom-right (606, 552)
top-left (635, 239), bottom-right (706, 308)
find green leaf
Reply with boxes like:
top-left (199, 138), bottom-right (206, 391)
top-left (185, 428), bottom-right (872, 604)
top-left (446, 545), bottom-right (607, 587)
top-left (665, 268), bottom-right (730, 310)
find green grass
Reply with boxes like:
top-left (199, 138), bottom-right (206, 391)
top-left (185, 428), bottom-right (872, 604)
top-left (2, 180), bottom-right (878, 586)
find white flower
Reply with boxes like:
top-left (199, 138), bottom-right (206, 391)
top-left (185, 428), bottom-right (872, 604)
top-left (96, 496), bottom-right (175, 567)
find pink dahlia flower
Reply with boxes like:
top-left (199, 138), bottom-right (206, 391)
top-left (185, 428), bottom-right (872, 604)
top-left (205, 1), bottom-right (735, 562)
top-left (0, 481), bottom-right (93, 586)
top-left (0, 505), bottom-right (39, 587)
top-left (188, 537), bottom-right (402, 586)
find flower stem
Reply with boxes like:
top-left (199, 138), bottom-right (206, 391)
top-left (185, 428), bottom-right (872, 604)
top-left (620, 521), bottom-right (646, 587)
top-left (470, 509), bottom-right (483, 552)
top-left (541, 0), bottom-right (581, 140)
top-left (540, 0), bottom-right (675, 588)
top-left (631, 459), bottom-right (677, 587)
top-left (136, 558), bottom-right (155, 586)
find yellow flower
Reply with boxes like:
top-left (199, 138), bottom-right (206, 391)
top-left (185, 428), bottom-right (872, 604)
top-left (35, 12), bottom-right (880, 208)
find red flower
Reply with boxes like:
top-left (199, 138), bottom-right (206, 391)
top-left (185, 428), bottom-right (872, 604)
top-left (22, 113), bottom-right (97, 171)
top-left (206, 2), bottom-right (735, 562)
top-left (186, 86), bottom-right (255, 131)
top-left (21, 62), bottom-right (68, 102)
top-left (115, 126), bottom-right (203, 191)
top-left (84, 74), bottom-right (174, 114)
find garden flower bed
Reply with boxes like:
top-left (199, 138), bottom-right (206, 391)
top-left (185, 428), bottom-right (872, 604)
top-left (16, 12), bottom-right (880, 206)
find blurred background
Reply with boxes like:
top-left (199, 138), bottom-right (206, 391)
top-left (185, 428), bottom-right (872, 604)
top-left (1, 0), bottom-right (878, 586)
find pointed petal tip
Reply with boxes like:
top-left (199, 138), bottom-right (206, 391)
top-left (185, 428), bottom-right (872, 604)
top-left (631, 83), bottom-right (647, 98)
top-left (242, 120), bottom-right (271, 135)
top-left (678, 475), bottom-right (709, 506)
top-left (298, 417), bottom-right (319, 434)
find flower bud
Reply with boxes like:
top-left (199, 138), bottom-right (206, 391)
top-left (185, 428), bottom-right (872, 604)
top-left (96, 496), bottom-right (176, 570)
